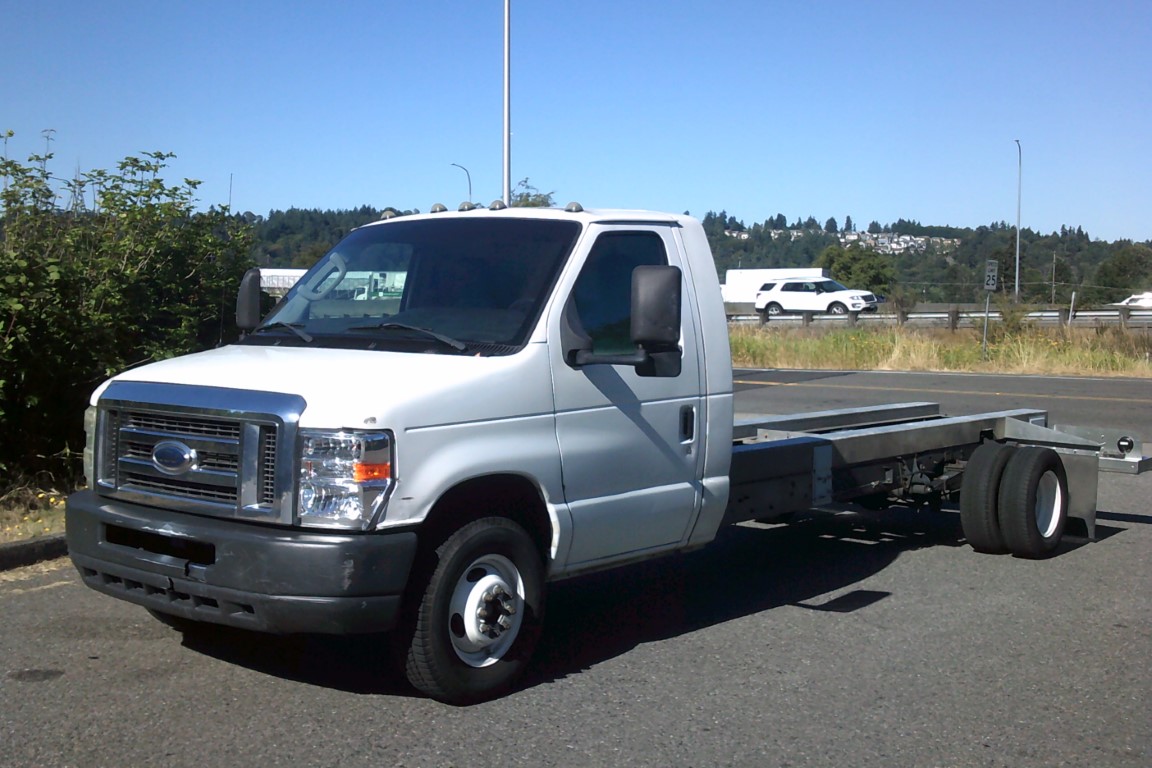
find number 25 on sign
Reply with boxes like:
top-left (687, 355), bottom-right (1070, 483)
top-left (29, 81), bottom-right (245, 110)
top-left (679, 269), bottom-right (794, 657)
top-left (984, 260), bottom-right (999, 292)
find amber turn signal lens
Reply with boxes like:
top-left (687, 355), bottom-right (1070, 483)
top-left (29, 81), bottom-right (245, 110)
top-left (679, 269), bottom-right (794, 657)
top-left (353, 462), bottom-right (391, 482)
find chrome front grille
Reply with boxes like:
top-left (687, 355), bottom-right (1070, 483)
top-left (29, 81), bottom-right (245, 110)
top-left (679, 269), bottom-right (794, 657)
top-left (259, 426), bottom-right (278, 505)
top-left (94, 382), bottom-right (305, 524)
top-left (121, 411), bottom-right (242, 439)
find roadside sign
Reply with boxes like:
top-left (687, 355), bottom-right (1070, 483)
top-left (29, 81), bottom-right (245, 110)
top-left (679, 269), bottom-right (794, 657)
top-left (984, 260), bottom-right (999, 292)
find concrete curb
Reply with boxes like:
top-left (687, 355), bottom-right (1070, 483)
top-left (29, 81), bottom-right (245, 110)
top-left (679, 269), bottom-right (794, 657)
top-left (0, 534), bottom-right (68, 571)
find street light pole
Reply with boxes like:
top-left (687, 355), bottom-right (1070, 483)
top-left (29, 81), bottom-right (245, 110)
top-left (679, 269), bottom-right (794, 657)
top-left (450, 163), bottom-right (472, 203)
top-left (1014, 138), bottom-right (1022, 302)
top-left (503, 0), bottom-right (511, 206)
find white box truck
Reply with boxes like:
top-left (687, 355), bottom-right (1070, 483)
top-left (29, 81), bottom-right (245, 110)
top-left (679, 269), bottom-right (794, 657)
top-left (67, 204), bottom-right (1137, 702)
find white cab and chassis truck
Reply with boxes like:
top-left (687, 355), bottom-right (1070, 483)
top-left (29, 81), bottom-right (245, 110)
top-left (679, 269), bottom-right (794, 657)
top-left (66, 205), bottom-right (1138, 703)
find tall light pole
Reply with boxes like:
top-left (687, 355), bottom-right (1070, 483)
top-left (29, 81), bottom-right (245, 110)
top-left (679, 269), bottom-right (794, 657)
top-left (1014, 139), bottom-right (1022, 301)
top-left (450, 163), bottom-right (472, 203)
top-left (503, 0), bottom-right (511, 205)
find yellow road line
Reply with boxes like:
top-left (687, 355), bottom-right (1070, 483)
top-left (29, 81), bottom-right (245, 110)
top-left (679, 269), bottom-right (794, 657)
top-left (732, 379), bottom-right (1152, 405)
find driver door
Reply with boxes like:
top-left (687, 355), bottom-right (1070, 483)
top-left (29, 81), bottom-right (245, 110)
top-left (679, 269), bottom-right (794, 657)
top-left (549, 224), bottom-right (705, 568)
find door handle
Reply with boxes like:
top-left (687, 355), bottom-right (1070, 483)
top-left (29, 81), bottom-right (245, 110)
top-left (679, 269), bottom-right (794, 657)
top-left (680, 405), bottom-right (695, 444)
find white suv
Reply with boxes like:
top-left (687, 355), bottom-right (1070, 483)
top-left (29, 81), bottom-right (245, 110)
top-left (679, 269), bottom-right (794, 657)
top-left (754, 278), bottom-right (879, 317)
top-left (1113, 292), bottom-right (1152, 309)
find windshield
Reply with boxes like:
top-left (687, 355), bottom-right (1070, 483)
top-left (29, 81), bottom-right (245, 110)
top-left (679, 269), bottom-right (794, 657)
top-left (247, 217), bottom-right (581, 354)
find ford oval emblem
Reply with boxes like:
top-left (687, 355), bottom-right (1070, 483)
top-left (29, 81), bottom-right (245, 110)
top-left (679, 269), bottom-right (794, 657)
top-left (152, 440), bottom-right (198, 476)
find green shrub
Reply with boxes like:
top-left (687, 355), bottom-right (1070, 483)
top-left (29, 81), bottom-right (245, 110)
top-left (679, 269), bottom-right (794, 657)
top-left (1, 143), bottom-right (254, 484)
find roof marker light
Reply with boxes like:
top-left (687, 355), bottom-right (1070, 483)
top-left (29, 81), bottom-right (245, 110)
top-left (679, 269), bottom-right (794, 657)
top-left (565, 202), bottom-right (584, 213)
top-left (430, 203), bottom-right (447, 213)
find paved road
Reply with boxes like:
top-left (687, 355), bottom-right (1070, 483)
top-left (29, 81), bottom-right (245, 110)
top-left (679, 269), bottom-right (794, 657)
top-left (2, 371), bottom-right (1149, 767)
top-left (733, 368), bottom-right (1152, 438)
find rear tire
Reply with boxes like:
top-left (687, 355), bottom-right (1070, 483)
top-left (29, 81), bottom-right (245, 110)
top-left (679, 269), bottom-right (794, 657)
top-left (766, 302), bottom-right (784, 317)
top-left (959, 442), bottom-right (1016, 553)
top-left (997, 447), bottom-right (1069, 558)
top-left (402, 517), bottom-right (545, 703)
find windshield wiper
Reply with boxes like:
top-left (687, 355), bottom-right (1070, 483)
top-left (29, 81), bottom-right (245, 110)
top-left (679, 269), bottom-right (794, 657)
top-left (252, 321), bottom-right (314, 343)
top-left (347, 322), bottom-right (467, 352)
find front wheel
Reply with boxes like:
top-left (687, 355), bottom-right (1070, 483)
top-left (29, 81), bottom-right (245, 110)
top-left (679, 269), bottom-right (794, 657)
top-left (827, 302), bottom-right (848, 315)
top-left (402, 517), bottom-right (545, 703)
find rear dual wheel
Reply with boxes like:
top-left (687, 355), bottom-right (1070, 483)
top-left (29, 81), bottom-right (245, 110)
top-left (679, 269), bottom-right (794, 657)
top-left (959, 442), bottom-right (1015, 553)
top-left (998, 447), bottom-right (1068, 558)
top-left (960, 443), bottom-right (1069, 558)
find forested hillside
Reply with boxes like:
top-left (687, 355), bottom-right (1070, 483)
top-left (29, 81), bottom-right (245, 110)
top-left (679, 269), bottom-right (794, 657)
top-left (250, 206), bottom-right (1152, 307)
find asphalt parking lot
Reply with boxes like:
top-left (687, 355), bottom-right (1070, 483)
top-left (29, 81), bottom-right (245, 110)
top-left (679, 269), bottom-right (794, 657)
top-left (1, 370), bottom-right (1148, 767)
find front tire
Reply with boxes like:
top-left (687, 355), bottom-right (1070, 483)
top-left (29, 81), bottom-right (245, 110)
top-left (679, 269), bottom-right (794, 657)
top-left (403, 517), bottom-right (545, 703)
top-left (997, 447), bottom-right (1068, 558)
top-left (827, 302), bottom-right (848, 315)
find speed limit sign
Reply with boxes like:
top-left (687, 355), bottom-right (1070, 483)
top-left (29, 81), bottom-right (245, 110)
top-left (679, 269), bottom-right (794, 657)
top-left (984, 260), bottom-right (999, 291)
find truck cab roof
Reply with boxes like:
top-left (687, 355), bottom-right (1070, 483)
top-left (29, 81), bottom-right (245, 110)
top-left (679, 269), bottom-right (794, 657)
top-left (364, 203), bottom-right (693, 230)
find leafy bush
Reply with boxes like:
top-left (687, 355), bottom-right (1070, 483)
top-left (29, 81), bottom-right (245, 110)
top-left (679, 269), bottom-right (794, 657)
top-left (1, 141), bottom-right (254, 484)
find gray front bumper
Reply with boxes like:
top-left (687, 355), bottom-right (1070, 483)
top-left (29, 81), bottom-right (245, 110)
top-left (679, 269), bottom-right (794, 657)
top-left (66, 490), bottom-right (417, 634)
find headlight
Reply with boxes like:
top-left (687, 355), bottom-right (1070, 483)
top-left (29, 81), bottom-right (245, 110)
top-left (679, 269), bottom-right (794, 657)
top-left (83, 406), bottom-right (97, 488)
top-left (298, 430), bottom-right (394, 530)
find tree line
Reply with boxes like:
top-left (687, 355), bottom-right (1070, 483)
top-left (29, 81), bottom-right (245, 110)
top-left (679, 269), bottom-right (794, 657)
top-left (249, 204), bottom-right (1151, 307)
top-left (700, 211), bottom-right (1151, 307)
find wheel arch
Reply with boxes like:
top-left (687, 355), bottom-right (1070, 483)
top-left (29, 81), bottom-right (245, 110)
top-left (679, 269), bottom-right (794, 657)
top-left (418, 473), bottom-right (555, 569)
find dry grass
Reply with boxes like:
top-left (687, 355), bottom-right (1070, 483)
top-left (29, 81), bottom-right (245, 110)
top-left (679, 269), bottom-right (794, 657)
top-left (0, 487), bottom-right (67, 544)
top-left (729, 324), bottom-right (1152, 377)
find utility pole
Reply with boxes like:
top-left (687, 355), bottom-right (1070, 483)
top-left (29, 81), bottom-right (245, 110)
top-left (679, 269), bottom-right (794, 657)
top-left (41, 128), bottom-right (56, 172)
top-left (1014, 139), bottom-right (1022, 302)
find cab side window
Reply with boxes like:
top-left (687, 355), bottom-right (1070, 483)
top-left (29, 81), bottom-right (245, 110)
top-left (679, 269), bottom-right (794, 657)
top-left (571, 231), bottom-right (669, 355)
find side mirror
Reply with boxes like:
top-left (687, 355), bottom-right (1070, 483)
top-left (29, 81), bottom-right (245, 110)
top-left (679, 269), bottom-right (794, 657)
top-left (564, 265), bottom-right (682, 376)
top-left (631, 265), bottom-right (681, 348)
top-left (236, 268), bottom-right (263, 331)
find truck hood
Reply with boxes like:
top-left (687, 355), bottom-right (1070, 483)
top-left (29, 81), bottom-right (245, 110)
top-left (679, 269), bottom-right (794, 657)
top-left (98, 343), bottom-right (555, 431)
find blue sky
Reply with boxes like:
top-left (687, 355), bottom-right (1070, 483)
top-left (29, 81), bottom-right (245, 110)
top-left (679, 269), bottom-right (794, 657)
top-left (4, 1), bottom-right (1150, 241)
